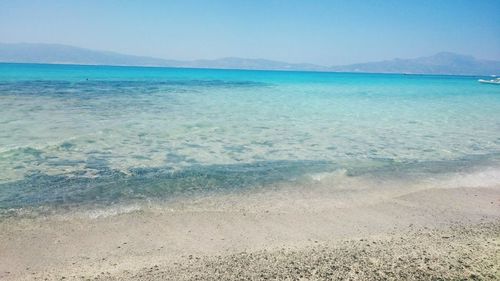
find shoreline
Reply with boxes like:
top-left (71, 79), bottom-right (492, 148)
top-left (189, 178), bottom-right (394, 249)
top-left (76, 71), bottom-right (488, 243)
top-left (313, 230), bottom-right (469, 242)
top-left (1, 182), bottom-right (499, 280)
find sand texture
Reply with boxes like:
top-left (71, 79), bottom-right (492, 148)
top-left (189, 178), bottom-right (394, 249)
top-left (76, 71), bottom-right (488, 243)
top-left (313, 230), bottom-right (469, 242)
top-left (1, 182), bottom-right (499, 280)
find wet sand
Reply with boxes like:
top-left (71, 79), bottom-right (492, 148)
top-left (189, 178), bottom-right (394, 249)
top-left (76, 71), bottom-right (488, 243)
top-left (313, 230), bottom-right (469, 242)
top-left (1, 181), bottom-right (499, 280)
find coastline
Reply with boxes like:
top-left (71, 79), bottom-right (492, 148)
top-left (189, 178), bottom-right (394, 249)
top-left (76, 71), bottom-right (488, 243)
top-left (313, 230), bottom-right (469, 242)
top-left (1, 179), bottom-right (499, 280)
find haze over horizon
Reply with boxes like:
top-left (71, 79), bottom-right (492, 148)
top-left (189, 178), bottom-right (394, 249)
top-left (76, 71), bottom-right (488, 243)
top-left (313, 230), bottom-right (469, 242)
top-left (1, 0), bottom-right (499, 65)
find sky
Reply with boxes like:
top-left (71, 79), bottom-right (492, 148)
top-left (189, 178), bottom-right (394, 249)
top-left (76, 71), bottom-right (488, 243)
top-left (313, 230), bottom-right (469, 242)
top-left (0, 0), bottom-right (499, 65)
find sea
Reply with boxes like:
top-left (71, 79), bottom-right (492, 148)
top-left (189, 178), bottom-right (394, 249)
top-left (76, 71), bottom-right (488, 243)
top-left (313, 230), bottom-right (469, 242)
top-left (1, 62), bottom-right (499, 214)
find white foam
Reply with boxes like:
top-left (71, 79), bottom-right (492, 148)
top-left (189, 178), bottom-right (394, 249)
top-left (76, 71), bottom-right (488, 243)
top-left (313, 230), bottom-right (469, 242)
top-left (309, 169), bottom-right (348, 182)
top-left (51, 204), bottom-right (144, 220)
top-left (436, 167), bottom-right (500, 189)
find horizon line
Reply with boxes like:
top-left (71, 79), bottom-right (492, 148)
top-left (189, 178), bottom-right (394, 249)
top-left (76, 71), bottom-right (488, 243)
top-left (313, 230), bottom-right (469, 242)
top-left (0, 61), bottom-right (491, 78)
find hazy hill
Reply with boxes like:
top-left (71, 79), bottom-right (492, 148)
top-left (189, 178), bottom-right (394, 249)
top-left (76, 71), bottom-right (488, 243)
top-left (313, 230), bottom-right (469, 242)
top-left (0, 43), bottom-right (184, 67)
top-left (185, 57), bottom-right (326, 71)
top-left (330, 52), bottom-right (500, 75)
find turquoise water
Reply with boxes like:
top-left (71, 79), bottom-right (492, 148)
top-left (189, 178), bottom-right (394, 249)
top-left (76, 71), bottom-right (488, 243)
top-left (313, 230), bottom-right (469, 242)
top-left (1, 63), bottom-right (500, 210)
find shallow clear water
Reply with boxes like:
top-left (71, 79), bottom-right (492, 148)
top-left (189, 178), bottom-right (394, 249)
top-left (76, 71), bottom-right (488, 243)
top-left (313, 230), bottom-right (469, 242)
top-left (1, 63), bottom-right (499, 210)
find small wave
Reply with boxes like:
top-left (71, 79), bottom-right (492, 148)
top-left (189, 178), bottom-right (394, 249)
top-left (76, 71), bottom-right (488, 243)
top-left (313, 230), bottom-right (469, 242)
top-left (75, 204), bottom-right (143, 219)
top-left (308, 169), bottom-right (348, 182)
top-left (435, 167), bottom-right (500, 189)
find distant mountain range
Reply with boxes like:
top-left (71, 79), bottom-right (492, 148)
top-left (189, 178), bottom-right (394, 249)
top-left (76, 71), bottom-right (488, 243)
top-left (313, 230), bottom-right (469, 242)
top-left (330, 52), bottom-right (500, 75)
top-left (1, 43), bottom-right (499, 75)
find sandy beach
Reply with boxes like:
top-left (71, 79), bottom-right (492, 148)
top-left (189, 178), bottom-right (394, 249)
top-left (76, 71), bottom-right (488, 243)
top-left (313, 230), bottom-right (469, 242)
top-left (1, 170), bottom-right (499, 280)
top-left (94, 222), bottom-right (500, 281)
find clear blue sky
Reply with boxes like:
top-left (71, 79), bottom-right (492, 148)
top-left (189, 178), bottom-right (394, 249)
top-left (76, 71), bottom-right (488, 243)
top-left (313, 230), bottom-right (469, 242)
top-left (1, 0), bottom-right (499, 65)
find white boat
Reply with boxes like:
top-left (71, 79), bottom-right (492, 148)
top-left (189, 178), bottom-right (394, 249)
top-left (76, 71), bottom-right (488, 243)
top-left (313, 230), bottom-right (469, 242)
top-left (478, 78), bottom-right (500, 84)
